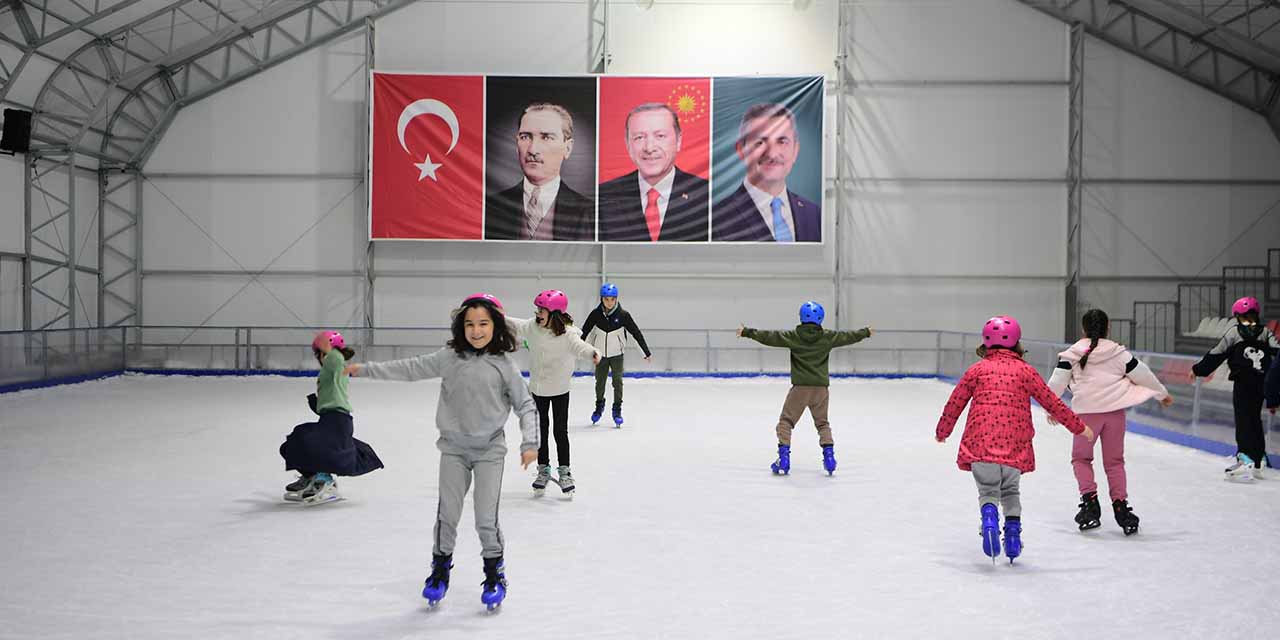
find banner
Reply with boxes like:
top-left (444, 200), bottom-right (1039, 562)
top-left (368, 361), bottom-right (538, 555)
top-left (369, 73), bottom-right (824, 244)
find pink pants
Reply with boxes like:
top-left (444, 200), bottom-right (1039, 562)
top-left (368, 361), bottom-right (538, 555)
top-left (1072, 409), bottom-right (1128, 501)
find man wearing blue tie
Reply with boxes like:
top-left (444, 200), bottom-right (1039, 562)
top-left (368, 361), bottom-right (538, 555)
top-left (712, 103), bottom-right (822, 243)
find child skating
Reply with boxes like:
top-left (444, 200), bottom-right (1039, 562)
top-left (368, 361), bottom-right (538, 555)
top-left (1190, 296), bottom-right (1279, 481)
top-left (347, 294), bottom-right (538, 610)
top-left (1047, 309), bottom-right (1172, 535)
top-left (279, 330), bottom-right (384, 505)
top-left (935, 316), bottom-right (1093, 563)
top-left (737, 301), bottom-right (871, 476)
top-left (580, 282), bottom-right (652, 427)
top-left (508, 289), bottom-right (601, 497)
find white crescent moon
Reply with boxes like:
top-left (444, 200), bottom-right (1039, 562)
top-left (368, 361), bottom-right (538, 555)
top-left (397, 99), bottom-right (460, 156)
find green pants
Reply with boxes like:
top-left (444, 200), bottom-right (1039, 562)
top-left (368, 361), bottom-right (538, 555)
top-left (594, 355), bottom-right (625, 407)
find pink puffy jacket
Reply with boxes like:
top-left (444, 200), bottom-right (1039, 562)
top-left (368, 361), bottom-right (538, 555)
top-left (936, 349), bottom-right (1087, 474)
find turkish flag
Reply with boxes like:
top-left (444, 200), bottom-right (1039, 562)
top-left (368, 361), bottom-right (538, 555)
top-left (598, 77), bottom-right (710, 183)
top-left (370, 73), bottom-right (484, 239)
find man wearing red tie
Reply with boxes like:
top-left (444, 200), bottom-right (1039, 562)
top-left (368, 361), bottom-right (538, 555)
top-left (712, 103), bottom-right (822, 243)
top-left (598, 103), bottom-right (709, 242)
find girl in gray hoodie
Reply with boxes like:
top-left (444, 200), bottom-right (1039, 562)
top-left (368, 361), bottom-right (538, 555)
top-left (346, 293), bottom-right (537, 611)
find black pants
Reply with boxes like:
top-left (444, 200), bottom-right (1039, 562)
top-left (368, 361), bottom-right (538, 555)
top-left (1233, 376), bottom-right (1267, 464)
top-left (535, 392), bottom-right (571, 467)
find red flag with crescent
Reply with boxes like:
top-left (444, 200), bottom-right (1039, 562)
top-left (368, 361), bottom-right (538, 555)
top-left (370, 73), bottom-right (485, 239)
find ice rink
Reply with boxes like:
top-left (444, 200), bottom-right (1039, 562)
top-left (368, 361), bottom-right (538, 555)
top-left (2, 374), bottom-right (1277, 639)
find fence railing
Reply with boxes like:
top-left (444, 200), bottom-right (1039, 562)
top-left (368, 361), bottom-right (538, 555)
top-left (0, 325), bottom-right (1271, 462)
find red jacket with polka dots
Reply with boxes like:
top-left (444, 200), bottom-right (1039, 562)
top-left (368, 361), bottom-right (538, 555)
top-left (936, 349), bottom-right (1087, 473)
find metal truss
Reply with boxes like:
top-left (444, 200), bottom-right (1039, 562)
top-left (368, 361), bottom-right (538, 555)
top-left (28, 0), bottom-right (414, 169)
top-left (2, 0), bottom-right (415, 330)
top-left (1066, 23), bottom-right (1084, 341)
top-left (1018, 0), bottom-right (1280, 139)
top-left (98, 168), bottom-right (140, 327)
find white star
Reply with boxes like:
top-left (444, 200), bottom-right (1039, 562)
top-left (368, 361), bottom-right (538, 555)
top-left (414, 154), bottom-right (443, 181)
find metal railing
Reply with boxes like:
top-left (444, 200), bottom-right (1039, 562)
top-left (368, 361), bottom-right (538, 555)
top-left (0, 325), bottom-right (1271, 462)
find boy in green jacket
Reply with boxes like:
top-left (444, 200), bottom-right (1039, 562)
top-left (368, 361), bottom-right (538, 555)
top-left (738, 301), bottom-right (872, 476)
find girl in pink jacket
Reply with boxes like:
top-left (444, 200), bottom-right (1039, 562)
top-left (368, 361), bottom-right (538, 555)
top-left (1048, 309), bottom-right (1172, 536)
top-left (936, 316), bottom-right (1093, 563)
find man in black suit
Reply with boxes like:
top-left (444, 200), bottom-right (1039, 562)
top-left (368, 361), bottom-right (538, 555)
top-left (485, 103), bottom-right (594, 241)
top-left (712, 103), bottom-right (821, 243)
top-left (598, 103), bottom-right (708, 242)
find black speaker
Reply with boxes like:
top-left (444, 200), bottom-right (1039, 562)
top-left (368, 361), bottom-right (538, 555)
top-left (1, 109), bottom-right (33, 154)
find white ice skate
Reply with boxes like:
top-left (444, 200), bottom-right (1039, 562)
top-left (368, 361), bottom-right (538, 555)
top-left (532, 465), bottom-right (552, 497)
top-left (302, 474), bottom-right (344, 505)
top-left (1225, 454), bottom-right (1257, 483)
top-left (283, 474), bottom-right (311, 502)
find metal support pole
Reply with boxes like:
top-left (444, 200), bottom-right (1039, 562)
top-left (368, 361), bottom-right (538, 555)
top-left (98, 169), bottom-right (106, 328)
top-left (833, 0), bottom-right (850, 331)
top-left (362, 18), bottom-right (376, 333)
top-left (1191, 378), bottom-right (1203, 437)
top-left (1065, 22), bottom-right (1084, 341)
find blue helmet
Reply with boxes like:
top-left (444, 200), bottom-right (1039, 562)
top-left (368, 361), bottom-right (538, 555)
top-left (799, 301), bottom-right (825, 325)
top-left (601, 283), bottom-right (619, 297)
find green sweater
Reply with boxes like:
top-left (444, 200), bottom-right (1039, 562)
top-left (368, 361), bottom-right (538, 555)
top-left (742, 324), bottom-right (871, 387)
top-left (316, 349), bottom-right (353, 414)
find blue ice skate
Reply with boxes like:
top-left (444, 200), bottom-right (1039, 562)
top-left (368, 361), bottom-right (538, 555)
top-left (422, 554), bottom-right (452, 607)
top-left (770, 444), bottom-right (791, 475)
top-left (980, 503), bottom-right (1001, 561)
top-left (612, 404), bottom-right (624, 428)
top-left (591, 400), bottom-right (604, 426)
top-left (1003, 518), bottom-right (1022, 563)
top-left (822, 445), bottom-right (837, 475)
top-left (480, 557), bottom-right (507, 611)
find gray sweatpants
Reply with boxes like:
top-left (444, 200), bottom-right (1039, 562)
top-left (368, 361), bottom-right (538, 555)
top-left (971, 462), bottom-right (1022, 518)
top-left (434, 450), bottom-right (505, 558)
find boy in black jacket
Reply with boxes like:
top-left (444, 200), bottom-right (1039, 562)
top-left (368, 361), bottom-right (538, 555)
top-left (581, 283), bottom-right (651, 427)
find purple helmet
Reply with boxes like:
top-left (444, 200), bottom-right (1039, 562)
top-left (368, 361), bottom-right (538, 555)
top-left (463, 293), bottom-right (504, 310)
top-left (982, 316), bottom-right (1021, 349)
top-left (534, 289), bottom-right (569, 314)
top-left (1232, 296), bottom-right (1259, 316)
top-left (312, 330), bottom-right (345, 351)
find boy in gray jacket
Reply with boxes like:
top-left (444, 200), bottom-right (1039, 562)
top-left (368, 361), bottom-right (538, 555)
top-left (348, 293), bottom-right (537, 611)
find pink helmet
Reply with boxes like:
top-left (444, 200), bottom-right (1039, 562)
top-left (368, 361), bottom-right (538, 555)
top-left (1232, 296), bottom-right (1259, 316)
top-left (312, 330), bottom-right (345, 351)
top-left (982, 316), bottom-right (1021, 349)
top-left (534, 289), bottom-right (568, 314)
top-left (463, 293), bottom-right (504, 310)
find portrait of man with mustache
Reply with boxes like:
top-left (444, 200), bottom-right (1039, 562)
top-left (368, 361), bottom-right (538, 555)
top-left (485, 102), bottom-right (595, 241)
top-left (712, 102), bottom-right (821, 243)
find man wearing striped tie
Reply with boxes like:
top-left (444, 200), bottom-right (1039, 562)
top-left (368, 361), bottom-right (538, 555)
top-left (712, 103), bottom-right (822, 243)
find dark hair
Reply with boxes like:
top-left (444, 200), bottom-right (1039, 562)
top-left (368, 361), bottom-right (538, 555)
top-left (1236, 310), bottom-right (1261, 325)
top-left (449, 299), bottom-right (518, 356)
top-left (1078, 309), bottom-right (1109, 370)
top-left (544, 310), bottom-right (574, 337)
top-left (976, 343), bottom-right (1026, 359)
top-left (314, 345), bottom-right (356, 365)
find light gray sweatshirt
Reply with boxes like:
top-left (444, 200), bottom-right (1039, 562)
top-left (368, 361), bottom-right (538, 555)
top-left (360, 348), bottom-right (539, 457)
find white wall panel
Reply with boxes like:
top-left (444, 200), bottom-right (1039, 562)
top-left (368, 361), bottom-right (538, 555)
top-left (847, 182), bottom-right (1066, 276)
top-left (0, 154), bottom-right (22, 253)
top-left (146, 32), bottom-right (367, 175)
top-left (849, 86), bottom-right (1066, 179)
top-left (142, 178), bottom-right (363, 271)
top-left (376, 1), bottom-right (589, 74)
top-left (848, 0), bottom-right (1065, 82)
top-left (1083, 36), bottom-right (1280, 181)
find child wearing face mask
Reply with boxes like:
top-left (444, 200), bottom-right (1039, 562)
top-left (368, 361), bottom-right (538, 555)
top-left (347, 293), bottom-right (538, 611)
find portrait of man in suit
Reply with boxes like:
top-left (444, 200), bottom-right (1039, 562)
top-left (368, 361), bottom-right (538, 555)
top-left (712, 103), bottom-right (821, 243)
top-left (598, 103), bottom-right (709, 242)
top-left (485, 102), bottom-right (595, 241)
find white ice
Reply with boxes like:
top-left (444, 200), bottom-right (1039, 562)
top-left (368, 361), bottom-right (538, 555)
top-left (1, 374), bottom-right (1277, 639)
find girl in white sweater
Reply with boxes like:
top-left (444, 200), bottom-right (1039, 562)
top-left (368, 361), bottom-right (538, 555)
top-left (1047, 309), bottom-right (1172, 536)
top-left (508, 289), bottom-right (600, 497)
